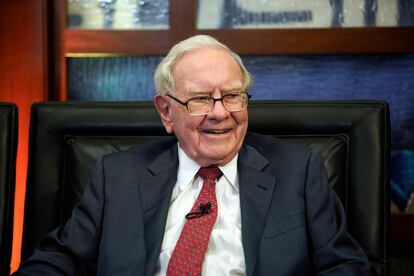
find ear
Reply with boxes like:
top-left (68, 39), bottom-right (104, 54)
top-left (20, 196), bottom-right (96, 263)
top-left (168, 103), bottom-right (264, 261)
top-left (154, 95), bottom-right (174, 134)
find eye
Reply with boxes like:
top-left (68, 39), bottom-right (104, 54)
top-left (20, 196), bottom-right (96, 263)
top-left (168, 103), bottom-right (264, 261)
top-left (190, 96), bottom-right (211, 102)
top-left (223, 93), bottom-right (243, 101)
top-left (224, 93), bottom-right (241, 98)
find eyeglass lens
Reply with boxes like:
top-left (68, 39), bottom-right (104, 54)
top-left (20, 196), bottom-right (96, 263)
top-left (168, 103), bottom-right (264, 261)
top-left (188, 93), bottom-right (248, 115)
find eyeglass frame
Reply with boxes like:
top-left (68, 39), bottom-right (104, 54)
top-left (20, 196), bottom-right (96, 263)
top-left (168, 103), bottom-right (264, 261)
top-left (166, 92), bottom-right (252, 116)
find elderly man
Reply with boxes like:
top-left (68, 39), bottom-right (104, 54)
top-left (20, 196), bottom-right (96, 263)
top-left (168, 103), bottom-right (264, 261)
top-left (16, 35), bottom-right (375, 275)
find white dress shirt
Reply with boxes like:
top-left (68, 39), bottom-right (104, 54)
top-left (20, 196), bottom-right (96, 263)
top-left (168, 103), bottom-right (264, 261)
top-left (155, 145), bottom-right (246, 276)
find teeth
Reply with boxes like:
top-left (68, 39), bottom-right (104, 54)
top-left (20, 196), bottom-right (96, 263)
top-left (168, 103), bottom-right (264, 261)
top-left (205, 130), bottom-right (227, 134)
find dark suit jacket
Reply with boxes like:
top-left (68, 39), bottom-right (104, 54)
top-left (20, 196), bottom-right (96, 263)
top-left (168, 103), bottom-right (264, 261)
top-left (17, 132), bottom-right (375, 275)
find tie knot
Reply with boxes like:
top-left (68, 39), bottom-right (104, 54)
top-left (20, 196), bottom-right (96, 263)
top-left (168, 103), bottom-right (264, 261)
top-left (197, 166), bottom-right (222, 181)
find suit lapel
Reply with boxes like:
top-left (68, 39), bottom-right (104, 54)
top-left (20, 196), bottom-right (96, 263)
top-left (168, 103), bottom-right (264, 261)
top-left (138, 144), bottom-right (179, 276)
top-left (239, 144), bottom-right (276, 276)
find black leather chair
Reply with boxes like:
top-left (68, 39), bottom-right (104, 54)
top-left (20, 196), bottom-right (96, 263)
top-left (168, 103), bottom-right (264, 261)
top-left (21, 100), bottom-right (390, 275)
top-left (0, 103), bottom-right (18, 276)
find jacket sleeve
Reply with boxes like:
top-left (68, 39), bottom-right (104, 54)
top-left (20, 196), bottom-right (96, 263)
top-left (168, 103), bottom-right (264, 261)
top-left (14, 157), bottom-right (106, 275)
top-left (305, 149), bottom-right (377, 276)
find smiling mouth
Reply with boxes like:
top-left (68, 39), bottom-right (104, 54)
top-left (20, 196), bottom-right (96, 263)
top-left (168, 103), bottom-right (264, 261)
top-left (202, 129), bottom-right (231, 134)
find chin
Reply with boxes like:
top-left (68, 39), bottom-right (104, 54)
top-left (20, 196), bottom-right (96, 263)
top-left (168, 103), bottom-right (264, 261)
top-left (206, 151), bottom-right (236, 165)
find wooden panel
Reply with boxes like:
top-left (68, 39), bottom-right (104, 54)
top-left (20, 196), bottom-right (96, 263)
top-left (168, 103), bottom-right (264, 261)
top-left (51, 0), bottom-right (66, 100)
top-left (0, 0), bottom-right (49, 273)
top-left (202, 27), bottom-right (414, 55)
top-left (63, 27), bottom-right (414, 55)
top-left (169, 0), bottom-right (196, 42)
top-left (65, 30), bottom-right (172, 54)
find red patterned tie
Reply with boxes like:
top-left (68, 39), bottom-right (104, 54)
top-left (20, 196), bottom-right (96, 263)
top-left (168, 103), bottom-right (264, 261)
top-left (167, 166), bottom-right (222, 275)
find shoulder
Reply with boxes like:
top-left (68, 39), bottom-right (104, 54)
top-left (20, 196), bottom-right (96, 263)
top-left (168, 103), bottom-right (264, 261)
top-left (243, 132), bottom-right (321, 178)
top-left (244, 132), bottom-right (314, 160)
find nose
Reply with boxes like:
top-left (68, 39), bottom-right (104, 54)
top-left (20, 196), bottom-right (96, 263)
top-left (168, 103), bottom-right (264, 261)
top-left (206, 98), bottom-right (230, 120)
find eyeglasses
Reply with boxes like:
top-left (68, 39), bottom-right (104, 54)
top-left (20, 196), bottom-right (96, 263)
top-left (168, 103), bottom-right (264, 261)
top-left (167, 92), bottom-right (251, 116)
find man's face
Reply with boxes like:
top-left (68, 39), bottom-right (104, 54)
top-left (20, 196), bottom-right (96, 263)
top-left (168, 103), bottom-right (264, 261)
top-left (155, 47), bottom-right (248, 167)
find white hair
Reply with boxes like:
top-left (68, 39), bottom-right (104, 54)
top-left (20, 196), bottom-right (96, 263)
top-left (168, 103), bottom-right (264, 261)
top-left (154, 35), bottom-right (253, 95)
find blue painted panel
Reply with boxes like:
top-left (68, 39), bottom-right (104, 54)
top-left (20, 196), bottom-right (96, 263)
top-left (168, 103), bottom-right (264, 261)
top-left (243, 55), bottom-right (414, 149)
top-left (392, 150), bottom-right (414, 210)
top-left (68, 56), bottom-right (162, 100)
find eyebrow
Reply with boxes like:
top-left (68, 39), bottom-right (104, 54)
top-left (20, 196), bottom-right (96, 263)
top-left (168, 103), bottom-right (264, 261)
top-left (187, 86), bottom-right (244, 95)
top-left (186, 90), bottom-right (211, 97)
top-left (222, 87), bottom-right (244, 93)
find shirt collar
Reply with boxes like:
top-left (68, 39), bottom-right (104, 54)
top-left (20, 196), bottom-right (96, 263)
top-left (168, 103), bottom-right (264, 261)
top-left (177, 143), bottom-right (239, 192)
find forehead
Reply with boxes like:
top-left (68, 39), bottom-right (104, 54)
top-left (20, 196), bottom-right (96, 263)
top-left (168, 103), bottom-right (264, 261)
top-left (172, 47), bottom-right (243, 92)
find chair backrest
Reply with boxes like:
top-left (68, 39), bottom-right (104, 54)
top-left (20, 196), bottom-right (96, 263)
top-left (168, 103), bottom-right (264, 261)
top-left (21, 100), bottom-right (390, 275)
top-left (0, 103), bottom-right (18, 276)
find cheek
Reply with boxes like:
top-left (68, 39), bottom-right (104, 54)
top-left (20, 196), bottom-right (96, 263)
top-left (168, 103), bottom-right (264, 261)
top-left (234, 117), bottom-right (248, 145)
top-left (173, 116), bottom-right (204, 140)
top-left (234, 113), bottom-right (248, 130)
